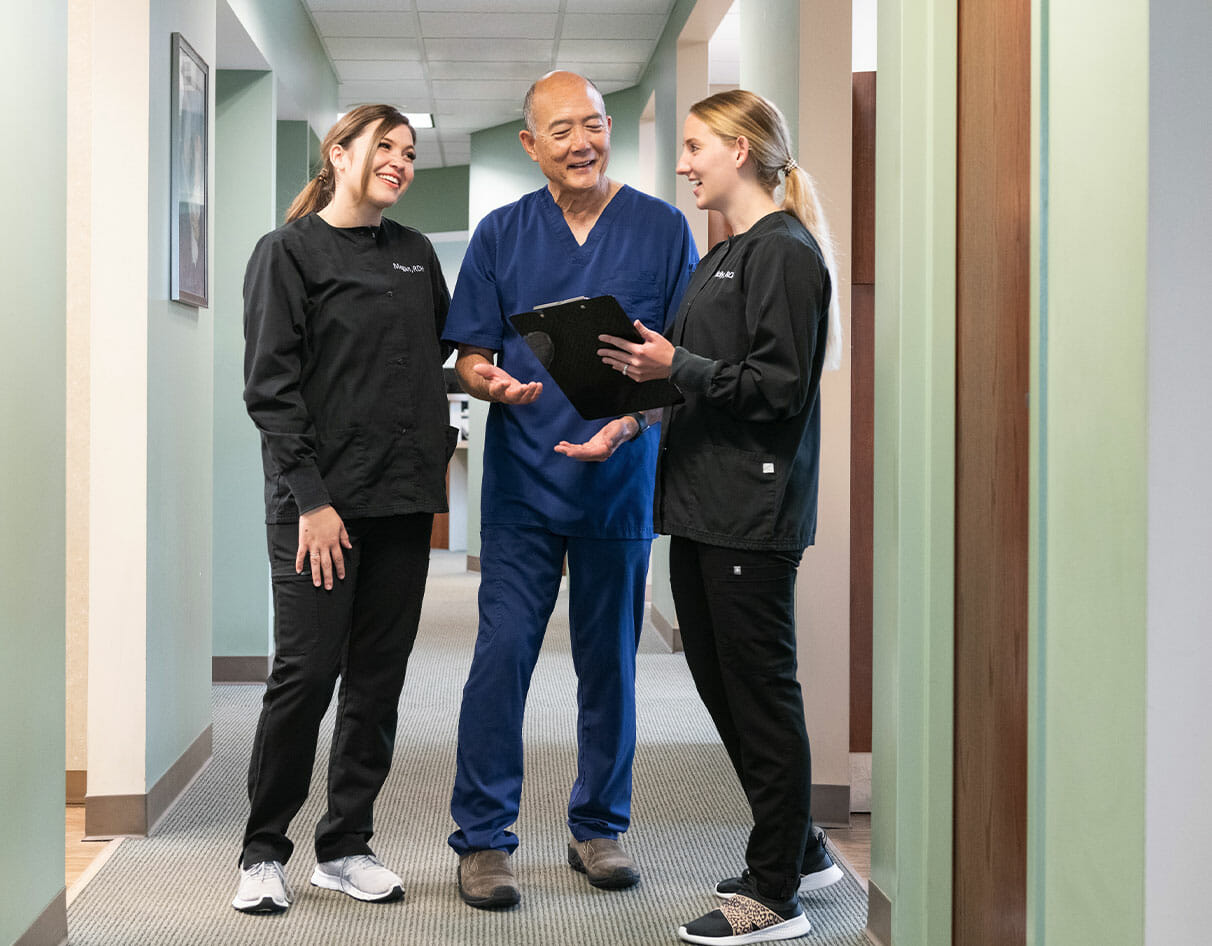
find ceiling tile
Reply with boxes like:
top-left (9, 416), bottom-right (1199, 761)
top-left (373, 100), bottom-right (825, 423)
top-left (419, 12), bottom-right (558, 38)
top-left (323, 37), bottom-right (422, 59)
top-left (427, 60), bottom-right (544, 81)
top-left (557, 39), bottom-right (654, 63)
top-left (311, 11), bottom-right (418, 36)
top-left (423, 38), bottom-right (553, 61)
top-left (564, 0), bottom-right (675, 12)
top-left (553, 61), bottom-right (643, 82)
top-left (416, 0), bottom-right (560, 10)
top-left (561, 13), bottom-right (669, 40)
top-left (431, 79), bottom-right (533, 100)
top-left (305, 0), bottom-right (411, 10)
top-left (335, 59), bottom-right (426, 81)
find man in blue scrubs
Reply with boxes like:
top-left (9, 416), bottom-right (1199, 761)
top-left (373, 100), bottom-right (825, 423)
top-left (444, 71), bottom-right (698, 910)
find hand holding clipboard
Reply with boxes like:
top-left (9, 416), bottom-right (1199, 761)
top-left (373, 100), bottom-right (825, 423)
top-left (509, 295), bottom-right (682, 421)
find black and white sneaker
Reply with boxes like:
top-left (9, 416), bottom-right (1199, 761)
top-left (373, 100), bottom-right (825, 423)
top-left (678, 889), bottom-right (811, 944)
top-left (715, 833), bottom-right (844, 899)
top-left (232, 860), bottom-right (291, 914)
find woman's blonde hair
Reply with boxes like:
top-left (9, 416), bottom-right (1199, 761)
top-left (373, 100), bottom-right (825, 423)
top-left (285, 104), bottom-right (413, 223)
top-left (690, 90), bottom-right (843, 369)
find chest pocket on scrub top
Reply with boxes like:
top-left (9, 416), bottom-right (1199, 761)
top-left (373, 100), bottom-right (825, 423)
top-left (602, 270), bottom-right (660, 330)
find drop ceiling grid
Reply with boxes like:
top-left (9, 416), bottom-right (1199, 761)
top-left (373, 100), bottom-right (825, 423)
top-left (301, 0), bottom-right (676, 169)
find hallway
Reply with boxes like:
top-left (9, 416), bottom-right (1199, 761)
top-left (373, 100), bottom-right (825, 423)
top-left (63, 553), bottom-right (869, 945)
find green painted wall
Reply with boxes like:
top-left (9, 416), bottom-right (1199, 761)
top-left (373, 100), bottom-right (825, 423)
top-left (386, 164), bottom-right (470, 234)
top-left (0, 3), bottom-right (67, 941)
top-left (739, 0), bottom-right (799, 144)
top-left (636, 0), bottom-right (699, 205)
top-left (276, 119), bottom-right (312, 226)
top-left (870, 1), bottom-right (957, 944)
top-left (227, 0), bottom-right (337, 137)
top-left (214, 71), bottom-right (276, 662)
top-left (1030, 1), bottom-right (1149, 943)
top-left (145, 0), bottom-right (218, 787)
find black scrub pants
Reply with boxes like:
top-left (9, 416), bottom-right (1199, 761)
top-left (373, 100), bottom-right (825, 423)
top-left (239, 512), bottom-right (433, 868)
top-left (668, 535), bottom-right (816, 902)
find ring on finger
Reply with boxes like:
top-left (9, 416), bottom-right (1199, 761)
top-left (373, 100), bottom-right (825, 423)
top-left (622, 364), bottom-right (629, 377)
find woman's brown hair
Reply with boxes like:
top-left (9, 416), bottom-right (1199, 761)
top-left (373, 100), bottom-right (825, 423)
top-left (690, 90), bottom-right (843, 369)
top-left (285, 104), bottom-right (413, 223)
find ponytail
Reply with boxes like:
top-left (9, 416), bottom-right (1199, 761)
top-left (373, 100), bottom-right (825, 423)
top-left (783, 166), bottom-right (843, 371)
top-left (285, 165), bottom-right (336, 223)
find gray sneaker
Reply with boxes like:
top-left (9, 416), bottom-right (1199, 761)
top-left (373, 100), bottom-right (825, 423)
top-left (310, 854), bottom-right (404, 902)
top-left (567, 835), bottom-right (641, 890)
top-left (457, 849), bottom-right (521, 909)
top-left (232, 860), bottom-right (291, 914)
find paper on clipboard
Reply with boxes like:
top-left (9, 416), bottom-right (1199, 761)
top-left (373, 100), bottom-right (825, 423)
top-left (509, 295), bottom-right (683, 420)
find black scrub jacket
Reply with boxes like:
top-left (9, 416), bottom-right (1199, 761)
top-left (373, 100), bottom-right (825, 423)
top-left (655, 210), bottom-right (831, 551)
top-left (243, 213), bottom-right (457, 524)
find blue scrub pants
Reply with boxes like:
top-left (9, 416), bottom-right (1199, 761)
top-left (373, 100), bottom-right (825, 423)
top-left (448, 523), bottom-right (650, 855)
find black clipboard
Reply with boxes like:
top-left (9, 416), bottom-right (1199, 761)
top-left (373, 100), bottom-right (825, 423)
top-left (509, 295), bottom-right (683, 420)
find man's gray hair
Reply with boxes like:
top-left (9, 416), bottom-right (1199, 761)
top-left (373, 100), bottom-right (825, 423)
top-left (522, 71), bottom-right (605, 133)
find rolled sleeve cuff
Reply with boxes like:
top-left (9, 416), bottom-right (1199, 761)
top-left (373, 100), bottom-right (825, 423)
top-left (670, 346), bottom-right (717, 395)
top-left (283, 461), bottom-right (330, 515)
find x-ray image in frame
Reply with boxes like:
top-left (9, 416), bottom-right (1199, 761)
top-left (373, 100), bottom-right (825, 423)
top-left (170, 32), bottom-right (208, 307)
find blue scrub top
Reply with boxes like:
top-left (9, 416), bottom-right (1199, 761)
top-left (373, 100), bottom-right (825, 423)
top-left (444, 184), bottom-right (698, 538)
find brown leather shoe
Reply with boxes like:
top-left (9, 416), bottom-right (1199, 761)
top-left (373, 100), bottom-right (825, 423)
top-left (567, 836), bottom-right (641, 890)
top-left (457, 850), bottom-right (521, 909)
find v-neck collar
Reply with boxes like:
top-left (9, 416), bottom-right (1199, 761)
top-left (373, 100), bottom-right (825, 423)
top-left (539, 184), bottom-right (627, 254)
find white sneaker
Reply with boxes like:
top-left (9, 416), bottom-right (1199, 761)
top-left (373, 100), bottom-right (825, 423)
top-left (232, 860), bottom-right (291, 914)
top-left (310, 854), bottom-right (404, 902)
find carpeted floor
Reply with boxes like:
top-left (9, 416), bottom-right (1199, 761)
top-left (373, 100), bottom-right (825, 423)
top-left (67, 552), bottom-right (869, 945)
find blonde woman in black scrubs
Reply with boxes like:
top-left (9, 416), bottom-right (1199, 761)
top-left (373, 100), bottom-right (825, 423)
top-left (594, 89), bottom-right (844, 944)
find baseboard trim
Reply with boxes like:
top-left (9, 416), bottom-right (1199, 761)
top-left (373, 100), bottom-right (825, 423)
top-left (466, 554), bottom-right (480, 572)
top-left (811, 783), bottom-right (851, 827)
top-left (212, 655), bottom-right (269, 684)
top-left (66, 769), bottom-right (87, 806)
top-left (14, 888), bottom-right (67, 946)
top-left (866, 876), bottom-right (892, 945)
top-left (649, 606), bottom-right (682, 652)
top-left (85, 724), bottom-right (212, 837)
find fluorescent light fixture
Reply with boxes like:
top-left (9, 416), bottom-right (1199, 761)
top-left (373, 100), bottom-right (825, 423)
top-left (334, 111), bottom-right (434, 129)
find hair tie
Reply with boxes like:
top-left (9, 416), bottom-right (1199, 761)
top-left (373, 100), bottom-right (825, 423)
top-left (783, 158), bottom-right (798, 175)
top-left (317, 166), bottom-right (332, 183)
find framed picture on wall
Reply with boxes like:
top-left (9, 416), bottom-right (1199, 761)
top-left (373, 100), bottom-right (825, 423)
top-left (170, 32), bottom-right (208, 307)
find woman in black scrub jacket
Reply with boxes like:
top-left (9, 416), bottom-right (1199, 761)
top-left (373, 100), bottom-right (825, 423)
top-left (597, 90), bottom-right (845, 945)
top-left (232, 104), bottom-right (456, 915)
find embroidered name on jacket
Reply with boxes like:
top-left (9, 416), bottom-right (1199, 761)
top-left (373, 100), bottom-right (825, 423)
top-left (393, 262), bottom-right (425, 273)
top-left (713, 270), bottom-right (735, 279)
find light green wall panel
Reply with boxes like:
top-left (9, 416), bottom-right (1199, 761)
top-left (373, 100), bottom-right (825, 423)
top-left (1031, 1), bottom-right (1148, 943)
top-left (870, 1), bottom-right (957, 944)
top-left (145, 0), bottom-right (217, 786)
top-left (227, 0), bottom-right (337, 137)
top-left (0, 3), bottom-right (67, 941)
top-left (739, 0), bottom-right (799, 144)
top-left (214, 71), bottom-right (276, 661)
top-left (276, 119), bottom-right (311, 226)
top-left (637, 0), bottom-right (699, 205)
top-left (385, 164), bottom-right (470, 234)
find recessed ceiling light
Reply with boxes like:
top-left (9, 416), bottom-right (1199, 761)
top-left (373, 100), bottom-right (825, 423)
top-left (405, 113), bottom-right (434, 129)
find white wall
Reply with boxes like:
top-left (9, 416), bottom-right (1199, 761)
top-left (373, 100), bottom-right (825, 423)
top-left (1145, 2), bottom-right (1212, 942)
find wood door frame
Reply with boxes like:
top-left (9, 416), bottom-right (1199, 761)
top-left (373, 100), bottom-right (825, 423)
top-left (953, 0), bottom-right (1031, 942)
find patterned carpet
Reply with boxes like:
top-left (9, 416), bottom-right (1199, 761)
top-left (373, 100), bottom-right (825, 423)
top-left (67, 552), bottom-right (869, 945)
